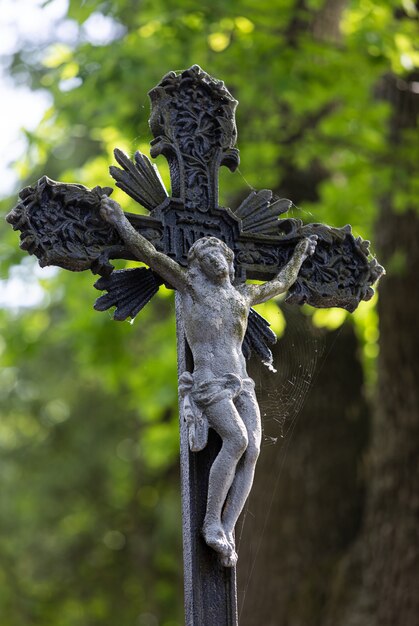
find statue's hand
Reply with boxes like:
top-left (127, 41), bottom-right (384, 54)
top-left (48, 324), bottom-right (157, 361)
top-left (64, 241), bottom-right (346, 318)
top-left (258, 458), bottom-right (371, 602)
top-left (100, 195), bottom-right (124, 225)
top-left (295, 234), bottom-right (318, 260)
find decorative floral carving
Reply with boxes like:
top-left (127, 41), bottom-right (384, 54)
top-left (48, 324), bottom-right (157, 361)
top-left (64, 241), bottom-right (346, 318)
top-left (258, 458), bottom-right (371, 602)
top-left (287, 224), bottom-right (383, 311)
top-left (6, 177), bottom-right (122, 275)
top-left (148, 65), bottom-right (239, 212)
top-left (6, 177), bottom-right (161, 277)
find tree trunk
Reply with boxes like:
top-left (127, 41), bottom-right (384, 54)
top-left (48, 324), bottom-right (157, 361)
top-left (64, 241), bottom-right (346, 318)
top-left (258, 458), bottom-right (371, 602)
top-left (324, 75), bottom-right (419, 626)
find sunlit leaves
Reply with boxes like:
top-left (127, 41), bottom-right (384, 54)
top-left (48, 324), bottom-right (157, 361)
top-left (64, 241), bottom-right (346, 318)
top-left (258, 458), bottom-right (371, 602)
top-left (352, 293), bottom-right (380, 387)
top-left (208, 32), bottom-right (231, 52)
top-left (42, 43), bottom-right (73, 68)
top-left (254, 300), bottom-right (286, 338)
top-left (312, 307), bottom-right (348, 330)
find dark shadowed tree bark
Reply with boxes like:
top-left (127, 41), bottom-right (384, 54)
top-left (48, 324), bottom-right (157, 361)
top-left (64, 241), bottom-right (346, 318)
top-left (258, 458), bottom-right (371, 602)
top-left (324, 72), bottom-right (419, 626)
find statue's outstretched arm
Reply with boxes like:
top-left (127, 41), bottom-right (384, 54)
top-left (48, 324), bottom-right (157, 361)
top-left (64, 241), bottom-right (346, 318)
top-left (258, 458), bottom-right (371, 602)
top-left (100, 196), bottom-right (187, 291)
top-left (241, 235), bottom-right (317, 306)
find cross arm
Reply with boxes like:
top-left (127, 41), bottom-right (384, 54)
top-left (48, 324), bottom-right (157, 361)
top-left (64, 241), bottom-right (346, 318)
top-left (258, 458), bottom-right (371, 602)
top-left (239, 235), bottom-right (317, 306)
top-left (100, 196), bottom-right (187, 291)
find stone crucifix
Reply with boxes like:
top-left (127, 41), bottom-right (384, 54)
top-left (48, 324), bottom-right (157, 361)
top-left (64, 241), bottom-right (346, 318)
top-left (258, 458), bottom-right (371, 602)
top-left (100, 194), bottom-right (317, 569)
top-left (7, 66), bottom-right (383, 625)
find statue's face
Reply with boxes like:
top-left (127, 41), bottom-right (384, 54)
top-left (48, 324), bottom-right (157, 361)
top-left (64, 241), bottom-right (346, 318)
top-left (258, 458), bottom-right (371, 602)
top-left (197, 244), bottom-right (230, 280)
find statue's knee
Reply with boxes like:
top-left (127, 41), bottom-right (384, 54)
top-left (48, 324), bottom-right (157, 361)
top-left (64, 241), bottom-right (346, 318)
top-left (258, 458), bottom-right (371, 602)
top-left (246, 440), bottom-right (260, 464)
top-left (228, 431), bottom-right (248, 457)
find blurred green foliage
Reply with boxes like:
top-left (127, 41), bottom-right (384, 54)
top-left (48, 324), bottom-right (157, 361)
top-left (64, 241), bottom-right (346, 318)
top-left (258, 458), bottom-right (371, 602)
top-left (0, 0), bottom-right (417, 624)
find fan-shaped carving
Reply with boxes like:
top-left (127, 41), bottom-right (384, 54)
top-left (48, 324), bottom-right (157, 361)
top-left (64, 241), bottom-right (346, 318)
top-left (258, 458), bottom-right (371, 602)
top-left (110, 148), bottom-right (168, 211)
top-left (94, 267), bottom-right (163, 320)
top-left (242, 308), bottom-right (277, 368)
top-left (233, 190), bottom-right (291, 235)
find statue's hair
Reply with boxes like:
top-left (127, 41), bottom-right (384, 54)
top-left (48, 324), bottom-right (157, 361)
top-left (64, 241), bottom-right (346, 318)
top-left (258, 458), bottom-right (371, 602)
top-left (187, 237), bottom-right (235, 282)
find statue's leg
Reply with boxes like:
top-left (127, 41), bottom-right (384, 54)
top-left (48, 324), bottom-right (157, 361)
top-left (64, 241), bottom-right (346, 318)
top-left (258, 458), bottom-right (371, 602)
top-left (221, 388), bottom-right (261, 549)
top-left (201, 398), bottom-right (248, 560)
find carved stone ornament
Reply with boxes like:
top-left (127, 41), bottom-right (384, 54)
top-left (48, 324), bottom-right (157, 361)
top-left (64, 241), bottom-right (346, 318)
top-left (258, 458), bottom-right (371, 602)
top-left (7, 66), bottom-right (384, 582)
top-left (7, 65), bottom-right (383, 367)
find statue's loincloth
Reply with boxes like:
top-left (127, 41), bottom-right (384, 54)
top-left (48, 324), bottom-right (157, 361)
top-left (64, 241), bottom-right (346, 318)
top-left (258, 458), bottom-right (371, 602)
top-left (178, 372), bottom-right (255, 452)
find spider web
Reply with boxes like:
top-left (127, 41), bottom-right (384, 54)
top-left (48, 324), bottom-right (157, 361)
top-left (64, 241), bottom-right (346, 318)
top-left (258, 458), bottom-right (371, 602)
top-left (236, 302), bottom-right (330, 617)
top-left (256, 304), bottom-right (325, 443)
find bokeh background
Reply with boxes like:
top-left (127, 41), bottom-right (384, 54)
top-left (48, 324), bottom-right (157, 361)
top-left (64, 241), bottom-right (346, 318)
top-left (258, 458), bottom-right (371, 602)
top-left (0, 1), bottom-right (418, 625)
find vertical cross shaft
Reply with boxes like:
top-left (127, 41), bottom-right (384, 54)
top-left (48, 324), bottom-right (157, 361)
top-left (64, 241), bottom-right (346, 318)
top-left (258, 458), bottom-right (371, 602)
top-left (176, 295), bottom-right (238, 626)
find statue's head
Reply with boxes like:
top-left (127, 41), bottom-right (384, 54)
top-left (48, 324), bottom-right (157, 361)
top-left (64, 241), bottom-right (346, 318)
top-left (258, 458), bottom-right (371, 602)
top-left (187, 237), bottom-right (235, 282)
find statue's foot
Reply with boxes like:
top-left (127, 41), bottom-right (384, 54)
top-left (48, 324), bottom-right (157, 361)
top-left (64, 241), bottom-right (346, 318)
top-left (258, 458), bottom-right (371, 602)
top-left (220, 547), bottom-right (238, 568)
top-left (202, 520), bottom-right (230, 558)
top-left (225, 529), bottom-right (235, 551)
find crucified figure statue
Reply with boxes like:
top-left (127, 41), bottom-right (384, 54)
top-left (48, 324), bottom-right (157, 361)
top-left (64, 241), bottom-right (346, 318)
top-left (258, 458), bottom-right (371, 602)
top-left (100, 195), bottom-right (317, 567)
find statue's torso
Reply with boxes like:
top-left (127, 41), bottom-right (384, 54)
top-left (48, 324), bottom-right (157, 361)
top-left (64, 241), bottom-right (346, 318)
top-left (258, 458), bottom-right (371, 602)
top-left (180, 277), bottom-right (249, 381)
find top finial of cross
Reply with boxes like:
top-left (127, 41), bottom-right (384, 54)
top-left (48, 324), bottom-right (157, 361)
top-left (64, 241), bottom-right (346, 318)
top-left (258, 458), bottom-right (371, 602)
top-left (148, 65), bottom-right (240, 212)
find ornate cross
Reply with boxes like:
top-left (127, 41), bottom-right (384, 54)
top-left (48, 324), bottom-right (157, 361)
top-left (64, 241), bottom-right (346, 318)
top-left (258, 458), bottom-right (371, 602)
top-left (7, 65), bottom-right (383, 626)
